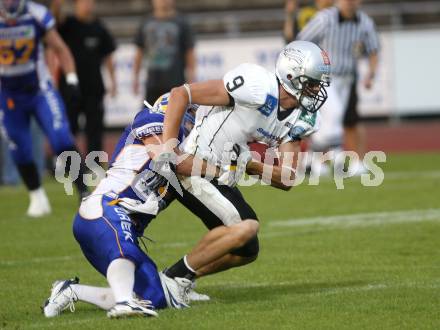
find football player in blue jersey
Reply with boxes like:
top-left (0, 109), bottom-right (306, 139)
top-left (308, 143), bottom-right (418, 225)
top-left (0, 0), bottom-right (89, 217)
top-left (43, 96), bottom-right (256, 318)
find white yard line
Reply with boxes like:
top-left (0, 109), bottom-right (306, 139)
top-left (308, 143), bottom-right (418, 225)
top-left (2, 209), bottom-right (438, 267)
top-left (204, 281), bottom-right (440, 295)
top-left (269, 208), bottom-right (440, 228)
top-left (0, 255), bottom-right (80, 267)
top-left (27, 318), bottom-right (97, 329)
top-left (384, 170), bottom-right (440, 180)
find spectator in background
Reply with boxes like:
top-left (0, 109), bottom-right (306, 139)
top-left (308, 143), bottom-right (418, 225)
top-left (297, 0), bottom-right (379, 175)
top-left (284, 0), bottom-right (333, 43)
top-left (133, 0), bottom-right (196, 105)
top-left (52, 0), bottom-right (116, 157)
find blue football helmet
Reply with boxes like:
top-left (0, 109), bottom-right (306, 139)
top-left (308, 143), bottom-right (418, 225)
top-left (151, 93), bottom-right (198, 138)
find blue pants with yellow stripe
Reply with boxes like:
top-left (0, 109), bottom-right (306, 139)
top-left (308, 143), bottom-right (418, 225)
top-left (0, 85), bottom-right (74, 165)
top-left (72, 194), bottom-right (167, 308)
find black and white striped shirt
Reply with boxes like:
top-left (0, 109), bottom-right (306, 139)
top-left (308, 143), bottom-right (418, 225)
top-left (297, 6), bottom-right (379, 76)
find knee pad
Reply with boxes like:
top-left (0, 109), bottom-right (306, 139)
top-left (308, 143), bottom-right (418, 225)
top-left (230, 235), bottom-right (259, 258)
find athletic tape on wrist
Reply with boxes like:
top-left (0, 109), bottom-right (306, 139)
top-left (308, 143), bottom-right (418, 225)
top-left (183, 83), bottom-right (192, 104)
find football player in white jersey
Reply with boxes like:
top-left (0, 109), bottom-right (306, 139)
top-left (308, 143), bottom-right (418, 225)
top-left (158, 41), bottom-right (331, 284)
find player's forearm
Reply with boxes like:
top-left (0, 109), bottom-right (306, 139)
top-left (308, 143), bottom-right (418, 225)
top-left (176, 154), bottom-right (220, 178)
top-left (57, 46), bottom-right (76, 75)
top-left (368, 52), bottom-right (378, 79)
top-left (246, 161), bottom-right (295, 191)
top-left (46, 30), bottom-right (76, 75)
top-left (163, 86), bottom-right (190, 145)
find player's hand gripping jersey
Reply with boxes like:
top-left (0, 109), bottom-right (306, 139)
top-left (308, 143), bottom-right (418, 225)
top-left (0, 1), bottom-right (54, 92)
top-left (183, 63), bottom-right (320, 165)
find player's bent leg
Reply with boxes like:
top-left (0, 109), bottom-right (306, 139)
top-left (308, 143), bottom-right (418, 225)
top-left (167, 176), bottom-right (259, 278)
top-left (165, 178), bottom-right (260, 300)
top-left (43, 278), bottom-right (116, 317)
top-left (164, 220), bottom-right (259, 302)
top-left (195, 234), bottom-right (260, 277)
top-left (71, 195), bottom-right (171, 316)
top-left (106, 258), bottom-right (158, 319)
top-left (185, 219), bottom-right (259, 271)
top-left (196, 254), bottom-right (257, 278)
top-left (71, 284), bottom-right (115, 310)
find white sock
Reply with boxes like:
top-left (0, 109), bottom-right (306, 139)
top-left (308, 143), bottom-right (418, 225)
top-left (106, 258), bottom-right (136, 303)
top-left (71, 284), bottom-right (115, 310)
top-left (29, 187), bottom-right (49, 203)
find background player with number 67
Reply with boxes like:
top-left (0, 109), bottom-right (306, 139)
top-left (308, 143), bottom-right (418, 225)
top-left (0, 0), bottom-right (89, 217)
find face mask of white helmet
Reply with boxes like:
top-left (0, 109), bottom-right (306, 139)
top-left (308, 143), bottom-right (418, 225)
top-left (276, 40), bottom-right (331, 113)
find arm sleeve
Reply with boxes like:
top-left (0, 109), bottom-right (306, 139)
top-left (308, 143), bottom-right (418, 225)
top-left (29, 3), bottom-right (55, 34)
top-left (296, 11), bottom-right (326, 44)
top-left (223, 63), bottom-right (272, 108)
top-left (363, 16), bottom-right (380, 55)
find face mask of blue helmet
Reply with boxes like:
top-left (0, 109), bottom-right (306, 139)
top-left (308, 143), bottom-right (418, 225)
top-left (0, 0), bottom-right (27, 20)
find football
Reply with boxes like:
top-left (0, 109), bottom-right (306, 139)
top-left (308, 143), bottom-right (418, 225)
top-left (248, 142), bottom-right (279, 165)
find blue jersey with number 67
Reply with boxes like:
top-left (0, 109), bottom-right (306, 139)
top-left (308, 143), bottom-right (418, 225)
top-left (0, 1), bottom-right (54, 92)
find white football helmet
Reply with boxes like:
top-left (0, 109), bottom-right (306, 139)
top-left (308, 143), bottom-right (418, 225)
top-left (0, 0), bottom-right (27, 19)
top-left (276, 40), bottom-right (331, 113)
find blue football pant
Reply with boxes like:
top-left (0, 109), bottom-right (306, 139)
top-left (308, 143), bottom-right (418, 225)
top-left (0, 86), bottom-right (75, 165)
top-left (72, 195), bottom-right (167, 309)
top-left (0, 118), bottom-right (44, 185)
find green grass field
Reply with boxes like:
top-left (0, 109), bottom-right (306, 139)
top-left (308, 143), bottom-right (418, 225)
top-left (1, 153), bottom-right (439, 330)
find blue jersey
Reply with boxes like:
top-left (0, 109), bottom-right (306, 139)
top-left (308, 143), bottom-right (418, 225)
top-left (94, 107), bottom-right (184, 202)
top-left (0, 1), bottom-right (54, 92)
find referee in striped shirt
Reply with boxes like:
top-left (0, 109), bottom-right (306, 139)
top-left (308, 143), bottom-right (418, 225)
top-left (297, 0), bottom-right (379, 175)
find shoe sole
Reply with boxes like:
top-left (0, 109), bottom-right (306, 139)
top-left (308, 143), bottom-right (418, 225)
top-left (107, 310), bottom-right (158, 318)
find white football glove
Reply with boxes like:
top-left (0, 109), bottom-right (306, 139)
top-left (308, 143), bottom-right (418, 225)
top-left (117, 194), bottom-right (160, 216)
top-left (218, 144), bottom-right (252, 187)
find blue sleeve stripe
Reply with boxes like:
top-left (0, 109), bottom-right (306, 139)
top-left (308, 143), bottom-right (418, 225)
top-left (42, 12), bottom-right (55, 30)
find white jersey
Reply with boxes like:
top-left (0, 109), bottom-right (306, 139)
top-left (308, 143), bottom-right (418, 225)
top-left (183, 63), bottom-right (319, 165)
